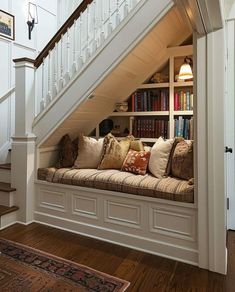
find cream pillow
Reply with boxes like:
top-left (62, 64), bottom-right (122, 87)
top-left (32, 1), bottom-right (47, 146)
top-left (74, 135), bottom-right (103, 169)
top-left (148, 137), bottom-right (174, 178)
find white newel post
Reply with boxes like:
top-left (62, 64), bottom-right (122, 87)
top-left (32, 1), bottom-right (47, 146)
top-left (11, 58), bottom-right (36, 224)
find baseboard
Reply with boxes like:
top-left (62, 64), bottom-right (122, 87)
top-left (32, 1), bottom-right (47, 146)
top-left (34, 211), bottom-right (198, 266)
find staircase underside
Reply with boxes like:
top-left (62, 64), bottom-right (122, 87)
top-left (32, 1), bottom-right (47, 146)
top-left (36, 4), bottom-right (192, 148)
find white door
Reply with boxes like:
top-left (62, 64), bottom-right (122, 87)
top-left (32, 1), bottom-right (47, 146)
top-left (226, 20), bottom-right (235, 230)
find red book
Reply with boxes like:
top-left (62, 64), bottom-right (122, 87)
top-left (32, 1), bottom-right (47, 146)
top-left (131, 94), bottom-right (135, 112)
top-left (174, 92), bottom-right (179, 111)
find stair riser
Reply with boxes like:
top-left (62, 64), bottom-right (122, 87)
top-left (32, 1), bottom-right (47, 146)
top-left (0, 211), bottom-right (18, 230)
top-left (0, 191), bottom-right (14, 207)
top-left (0, 170), bottom-right (11, 183)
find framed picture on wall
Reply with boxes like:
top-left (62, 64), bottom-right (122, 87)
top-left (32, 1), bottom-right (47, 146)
top-left (0, 10), bottom-right (15, 40)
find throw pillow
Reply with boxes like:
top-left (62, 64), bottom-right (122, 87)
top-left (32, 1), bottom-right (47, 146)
top-left (130, 140), bottom-right (144, 151)
top-left (165, 137), bottom-right (184, 176)
top-left (56, 134), bottom-right (78, 168)
top-left (98, 133), bottom-right (132, 169)
top-left (148, 137), bottom-right (174, 178)
top-left (171, 140), bottom-right (193, 180)
top-left (121, 150), bottom-right (150, 175)
top-left (74, 135), bottom-right (104, 169)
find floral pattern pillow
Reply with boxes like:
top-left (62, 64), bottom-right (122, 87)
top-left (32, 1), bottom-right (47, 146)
top-left (121, 150), bottom-right (151, 175)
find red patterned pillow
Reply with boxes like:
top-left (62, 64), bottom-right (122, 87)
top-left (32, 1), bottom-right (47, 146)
top-left (121, 150), bottom-right (150, 175)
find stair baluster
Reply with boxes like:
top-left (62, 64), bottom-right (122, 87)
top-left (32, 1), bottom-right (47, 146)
top-left (78, 13), bottom-right (84, 70)
top-left (108, 0), bottom-right (113, 35)
top-left (100, 0), bottom-right (105, 43)
top-left (85, 5), bottom-right (91, 61)
top-left (124, 0), bottom-right (129, 17)
top-left (92, 0), bottom-right (98, 54)
top-left (72, 20), bottom-right (77, 76)
top-left (40, 59), bottom-right (46, 111)
top-left (46, 51), bottom-right (52, 105)
top-left (59, 36), bottom-right (64, 91)
top-left (116, 0), bottom-right (121, 26)
top-left (64, 30), bottom-right (71, 85)
top-left (53, 43), bottom-right (58, 98)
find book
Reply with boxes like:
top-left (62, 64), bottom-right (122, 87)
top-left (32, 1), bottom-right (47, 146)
top-left (186, 91), bottom-right (190, 110)
top-left (174, 92), bottom-right (178, 111)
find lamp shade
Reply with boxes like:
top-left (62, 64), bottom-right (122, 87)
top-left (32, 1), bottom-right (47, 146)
top-left (178, 62), bottom-right (193, 80)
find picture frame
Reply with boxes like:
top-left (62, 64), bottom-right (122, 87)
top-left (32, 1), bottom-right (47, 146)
top-left (0, 9), bottom-right (15, 40)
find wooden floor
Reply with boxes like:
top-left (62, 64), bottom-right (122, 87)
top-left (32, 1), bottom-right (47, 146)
top-left (0, 223), bottom-right (234, 291)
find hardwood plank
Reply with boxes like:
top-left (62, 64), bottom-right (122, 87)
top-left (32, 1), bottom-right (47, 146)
top-left (0, 223), bottom-right (233, 291)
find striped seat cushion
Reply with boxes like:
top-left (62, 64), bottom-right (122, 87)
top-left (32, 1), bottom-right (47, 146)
top-left (37, 168), bottom-right (194, 203)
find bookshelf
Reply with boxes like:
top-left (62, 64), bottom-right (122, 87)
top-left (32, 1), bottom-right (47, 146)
top-left (96, 45), bottom-right (194, 142)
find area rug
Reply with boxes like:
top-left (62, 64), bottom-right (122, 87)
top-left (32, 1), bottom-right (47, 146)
top-left (0, 238), bottom-right (130, 291)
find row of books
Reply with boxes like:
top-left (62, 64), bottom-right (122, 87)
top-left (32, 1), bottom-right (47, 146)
top-left (174, 116), bottom-right (194, 140)
top-left (174, 90), bottom-right (193, 111)
top-left (131, 90), bottom-right (169, 112)
top-left (132, 118), bottom-right (168, 139)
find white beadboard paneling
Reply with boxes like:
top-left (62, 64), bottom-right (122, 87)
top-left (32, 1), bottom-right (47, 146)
top-left (0, 99), bottom-right (10, 149)
top-left (0, 40), bottom-right (10, 95)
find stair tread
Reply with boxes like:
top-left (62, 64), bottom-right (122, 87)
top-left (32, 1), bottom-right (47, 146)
top-left (0, 182), bottom-right (16, 192)
top-left (0, 205), bottom-right (19, 216)
top-left (0, 163), bottom-right (11, 170)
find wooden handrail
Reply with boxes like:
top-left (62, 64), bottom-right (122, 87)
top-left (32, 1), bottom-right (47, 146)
top-left (34, 0), bottom-right (93, 68)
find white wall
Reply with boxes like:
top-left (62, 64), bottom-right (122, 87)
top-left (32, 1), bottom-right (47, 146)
top-left (0, 0), bottom-right (57, 163)
top-left (57, 0), bottom-right (83, 28)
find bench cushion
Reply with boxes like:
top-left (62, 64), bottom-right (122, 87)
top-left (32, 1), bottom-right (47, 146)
top-left (38, 168), bottom-right (194, 203)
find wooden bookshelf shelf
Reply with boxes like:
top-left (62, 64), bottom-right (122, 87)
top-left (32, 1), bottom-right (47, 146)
top-left (110, 111), bottom-right (169, 117)
top-left (173, 110), bottom-right (193, 115)
top-left (138, 83), bottom-right (170, 89)
top-left (173, 81), bottom-right (193, 87)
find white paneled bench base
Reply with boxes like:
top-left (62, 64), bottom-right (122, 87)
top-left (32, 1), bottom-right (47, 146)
top-left (35, 180), bottom-right (198, 265)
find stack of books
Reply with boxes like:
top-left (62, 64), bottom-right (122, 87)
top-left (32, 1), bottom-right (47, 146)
top-left (131, 90), bottom-right (169, 112)
top-left (132, 118), bottom-right (168, 139)
top-left (174, 90), bottom-right (193, 111)
top-left (174, 116), bottom-right (194, 139)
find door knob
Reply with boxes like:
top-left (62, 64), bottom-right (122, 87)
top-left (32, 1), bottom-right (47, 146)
top-left (225, 146), bottom-right (233, 153)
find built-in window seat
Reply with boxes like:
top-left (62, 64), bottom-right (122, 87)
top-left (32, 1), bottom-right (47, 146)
top-left (35, 135), bottom-right (197, 267)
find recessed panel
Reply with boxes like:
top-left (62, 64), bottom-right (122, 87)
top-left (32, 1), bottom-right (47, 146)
top-left (39, 189), bottom-right (66, 212)
top-left (72, 194), bottom-right (98, 219)
top-left (150, 207), bottom-right (196, 241)
top-left (105, 200), bottom-right (141, 228)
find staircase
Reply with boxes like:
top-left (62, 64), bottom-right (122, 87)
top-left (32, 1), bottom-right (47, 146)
top-left (0, 164), bottom-right (19, 229)
top-left (31, 0), bottom-right (177, 146)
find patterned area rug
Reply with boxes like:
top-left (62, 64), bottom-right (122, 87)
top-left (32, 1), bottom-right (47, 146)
top-left (0, 238), bottom-right (130, 292)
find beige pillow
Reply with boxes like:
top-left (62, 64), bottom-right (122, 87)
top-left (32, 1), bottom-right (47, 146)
top-left (98, 133), bottom-right (132, 169)
top-left (130, 140), bottom-right (144, 151)
top-left (149, 137), bottom-right (174, 178)
top-left (74, 135), bottom-right (103, 169)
